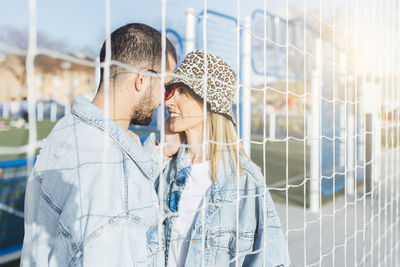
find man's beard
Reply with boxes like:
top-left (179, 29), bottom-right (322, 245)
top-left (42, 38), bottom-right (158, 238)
top-left (129, 93), bottom-right (156, 126)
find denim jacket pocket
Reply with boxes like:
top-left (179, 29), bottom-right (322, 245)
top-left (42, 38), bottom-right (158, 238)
top-left (146, 225), bottom-right (165, 267)
top-left (206, 228), bottom-right (255, 256)
top-left (146, 224), bottom-right (164, 255)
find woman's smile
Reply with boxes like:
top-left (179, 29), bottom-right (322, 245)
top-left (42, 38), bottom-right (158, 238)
top-left (169, 112), bottom-right (181, 118)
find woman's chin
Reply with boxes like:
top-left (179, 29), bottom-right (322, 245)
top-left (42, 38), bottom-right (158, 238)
top-left (169, 124), bottom-right (183, 133)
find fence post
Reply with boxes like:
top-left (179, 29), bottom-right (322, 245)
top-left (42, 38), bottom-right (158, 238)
top-left (363, 75), bottom-right (381, 192)
top-left (2, 102), bottom-right (10, 119)
top-left (269, 109), bottom-right (276, 140)
top-left (339, 104), bottom-right (346, 169)
top-left (340, 51), bottom-right (355, 196)
top-left (339, 52), bottom-right (346, 172)
top-left (365, 112), bottom-right (372, 193)
top-left (309, 38), bottom-right (322, 213)
top-left (273, 16), bottom-right (280, 75)
top-left (64, 103), bottom-right (71, 116)
top-left (241, 17), bottom-right (252, 156)
top-left (185, 8), bottom-right (196, 54)
top-left (346, 105), bottom-right (355, 195)
top-left (37, 102), bottom-right (43, 121)
top-left (347, 78), bottom-right (355, 196)
top-left (371, 77), bottom-right (381, 186)
top-left (50, 102), bottom-right (57, 122)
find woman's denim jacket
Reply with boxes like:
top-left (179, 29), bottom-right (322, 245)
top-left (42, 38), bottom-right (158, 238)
top-left (158, 148), bottom-right (291, 267)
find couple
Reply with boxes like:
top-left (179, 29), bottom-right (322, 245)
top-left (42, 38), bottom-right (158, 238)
top-left (21, 23), bottom-right (290, 267)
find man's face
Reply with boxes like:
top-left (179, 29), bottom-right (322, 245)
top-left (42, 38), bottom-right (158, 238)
top-left (130, 55), bottom-right (177, 126)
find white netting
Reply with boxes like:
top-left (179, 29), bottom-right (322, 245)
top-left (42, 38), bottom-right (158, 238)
top-left (0, 0), bottom-right (399, 266)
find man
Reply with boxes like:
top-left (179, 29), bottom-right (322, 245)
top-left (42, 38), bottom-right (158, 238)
top-left (21, 23), bottom-right (177, 266)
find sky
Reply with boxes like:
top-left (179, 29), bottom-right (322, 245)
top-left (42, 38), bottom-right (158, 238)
top-left (2, 0), bottom-right (398, 95)
top-left (1, 0), bottom-right (396, 76)
top-left (0, 0), bottom-right (335, 57)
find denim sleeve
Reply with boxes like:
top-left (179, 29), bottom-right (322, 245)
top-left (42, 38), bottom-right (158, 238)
top-left (142, 133), bottom-right (172, 178)
top-left (21, 171), bottom-right (66, 267)
top-left (243, 189), bottom-right (291, 267)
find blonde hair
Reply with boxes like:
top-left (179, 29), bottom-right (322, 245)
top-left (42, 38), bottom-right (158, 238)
top-left (207, 112), bottom-right (247, 182)
top-left (183, 85), bottom-right (246, 181)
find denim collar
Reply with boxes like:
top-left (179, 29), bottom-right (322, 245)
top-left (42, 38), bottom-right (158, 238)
top-left (71, 96), bottom-right (157, 180)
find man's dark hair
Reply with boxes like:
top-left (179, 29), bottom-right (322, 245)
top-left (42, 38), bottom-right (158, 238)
top-left (99, 23), bottom-right (177, 86)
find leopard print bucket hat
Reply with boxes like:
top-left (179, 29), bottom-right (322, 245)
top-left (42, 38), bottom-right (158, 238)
top-left (167, 50), bottom-right (237, 124)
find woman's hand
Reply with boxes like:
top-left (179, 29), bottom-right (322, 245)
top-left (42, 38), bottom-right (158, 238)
top-left (163, 118), bottom-right (183, 157)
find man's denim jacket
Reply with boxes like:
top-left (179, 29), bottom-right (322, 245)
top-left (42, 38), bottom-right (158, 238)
top-left (158, 148), bottom-right (291, 267)
top-left (21, 96), bottom-right (167, 267)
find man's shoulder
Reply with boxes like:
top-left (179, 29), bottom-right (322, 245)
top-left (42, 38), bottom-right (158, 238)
top-left (44, 113), bottom-right (79, 144)
top-left (32, 113), bottom-right (124, 213)
top-left (43, 112), bottom-right (109, 149)
top-left (35, 113), bottom-right (120, 171)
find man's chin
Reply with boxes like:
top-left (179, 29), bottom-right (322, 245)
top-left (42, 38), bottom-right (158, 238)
top-left (129, 105), bottom-right (157, 126)
top-left (130, 117), bottom-right (152, 126)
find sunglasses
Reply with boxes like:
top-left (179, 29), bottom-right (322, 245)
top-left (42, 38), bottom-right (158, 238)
top-left (147, 69), bottom-right (158, 75)
top-left (165, 86), bottom-right (175, 101)
top-left (147, 69), bottom-right (176, 101)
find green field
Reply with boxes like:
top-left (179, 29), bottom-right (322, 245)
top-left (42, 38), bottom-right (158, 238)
top-left (0, 119), bottom-right (57, 161)
top-left (250, 139), bottom-right (311, 207)
top-left (1, 120), bottom-right (353, 208)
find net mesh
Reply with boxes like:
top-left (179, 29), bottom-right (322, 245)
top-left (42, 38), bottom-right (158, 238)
top-left (0, 0), bottom-right (399, 266)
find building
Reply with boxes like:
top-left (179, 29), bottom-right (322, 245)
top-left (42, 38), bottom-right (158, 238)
top-left (0, 53), bottom-right (97, 104)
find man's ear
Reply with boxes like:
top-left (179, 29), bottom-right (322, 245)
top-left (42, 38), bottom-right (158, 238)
top-left (134, 70), bottom-right (147, 93)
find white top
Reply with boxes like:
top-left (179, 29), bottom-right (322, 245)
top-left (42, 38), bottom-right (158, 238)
top-left (167, 161), bottom-right (212, 267)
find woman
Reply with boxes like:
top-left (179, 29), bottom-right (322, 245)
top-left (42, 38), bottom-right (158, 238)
top-left (159, 51), bottom-right (291, 267)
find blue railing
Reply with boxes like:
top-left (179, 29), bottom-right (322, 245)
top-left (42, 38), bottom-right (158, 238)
top-left (165, 28), bottom-right (185, 63)
top-left (0, 158), bottom-right (28, 260)
top-left (250, 9), bottom-right (339, 80)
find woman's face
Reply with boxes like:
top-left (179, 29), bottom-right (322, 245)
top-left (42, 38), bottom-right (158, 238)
top-left (165, 85), bottom-right (204, 133)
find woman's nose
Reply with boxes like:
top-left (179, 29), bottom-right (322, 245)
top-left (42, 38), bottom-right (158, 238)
top-left (165, 97), bottom-right (174, 107)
